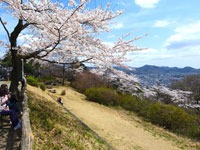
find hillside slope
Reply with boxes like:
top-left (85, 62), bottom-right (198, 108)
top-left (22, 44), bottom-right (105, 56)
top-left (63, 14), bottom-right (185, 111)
top-left (28, 85), bottom-right (200, 150)
top-left (27, 86), bottom-right (110, 150)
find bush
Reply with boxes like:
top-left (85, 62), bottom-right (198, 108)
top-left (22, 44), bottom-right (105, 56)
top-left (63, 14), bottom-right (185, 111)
top-left (72, 72), bottom-right (108, 93)
top-left (119, 94), bottom-right (151, 116)
top-left (40, 84), bottom-right (46, 91)
top-left (38, 76), bottom-right (56, 82)
top-left (146, 103), bottom-right (200, 138)
top-left (85, 88), bottom-right (119, 106)
top-left (27, 76), bottom-right (38, 87)
top-left (61, 90), bottom-right (66, 95)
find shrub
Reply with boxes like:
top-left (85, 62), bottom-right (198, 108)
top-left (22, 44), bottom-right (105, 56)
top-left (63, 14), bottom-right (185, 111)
top-left (61, 90), bottom-right (66, 95)
top-left (38, 76), bottom-right (56, 82)
top-left (85, 88), bottom-right (119, 106)
top-left (72, 72), bottom-right (108, 93)
top-left (146, 103), bottom-right (200, 138)
top-left (40, 84), bottom-right (46, 91)
top-left (119, 94), bottom-right (151, 115)
top-left (27, 76), bottom-right (38, 87)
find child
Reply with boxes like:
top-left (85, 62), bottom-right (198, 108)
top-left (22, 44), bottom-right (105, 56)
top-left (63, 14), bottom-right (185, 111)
top-left (0, 90), bottom-right (21, 130)
top-left (7, 93), bottom-right (21, 115)
top-left (57, 97), bottom-right (63, 105)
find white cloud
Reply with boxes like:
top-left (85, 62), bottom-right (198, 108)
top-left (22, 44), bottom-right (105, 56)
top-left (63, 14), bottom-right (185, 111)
top-left (175, 21), bottom-right (200, 34)
top-left (128, 20), bottom-right (200, 68)
top-left (153, 20), bottom-right (170, 27)
top-left (110, 22), bottom-right (124, 30)
top-left (126, 22), bottom-right (200, 68)
top-left (17, 34), bottom-right (39, 48)
top-left (164, 20), bottom-right (200, 50)
top-left (135, 0), bottom-right (160, 8)
top-left (127, 45), bottom-right (200, 68)
top-left (103, 41), bottom-right (114, 48)
top-left (107, 34), bottom-right (116, 39)
top-left (18, 34), bottom-right (33, 43)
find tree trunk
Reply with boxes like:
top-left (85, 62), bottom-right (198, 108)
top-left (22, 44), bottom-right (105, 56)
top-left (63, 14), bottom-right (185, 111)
top-left (9, 51), bottom-right (22, 94)
top-left (9, 19), bottom-right (24, 94)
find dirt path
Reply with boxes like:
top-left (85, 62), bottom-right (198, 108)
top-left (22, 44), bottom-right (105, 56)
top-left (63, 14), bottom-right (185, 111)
top-left (28, 85), bottom-right (197, 150)
top-left (0, 116), bottom-right (21, 150)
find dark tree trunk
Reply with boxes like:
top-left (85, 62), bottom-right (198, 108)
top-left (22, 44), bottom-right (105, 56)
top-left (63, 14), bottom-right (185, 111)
top-left (8, 19), bottom-right (24, 94)
top-left (9, 51), bottom-right (22, 94)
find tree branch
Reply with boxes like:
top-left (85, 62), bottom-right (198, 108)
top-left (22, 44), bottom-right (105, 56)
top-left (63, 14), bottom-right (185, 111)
top-left (59, 3), bottom-right (85, 30)
top-left (22, 23), bottom-right (30, 30)
top-left (0, 17), bottom-right (10, 39)
top-left (18, 42), bottom-right (58, 59)
top-left (40, 58), bottom-right (93, 65)
top-left (19, 28), bottom-right (78, 60)
top-left (21, 8), bottom-right (52, 12)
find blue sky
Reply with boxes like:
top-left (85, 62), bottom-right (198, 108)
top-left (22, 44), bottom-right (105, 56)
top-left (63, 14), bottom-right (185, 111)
top-left (89, 0), bottom-right (200, 68)
top-left (1, 0), bottom-right (200, 68)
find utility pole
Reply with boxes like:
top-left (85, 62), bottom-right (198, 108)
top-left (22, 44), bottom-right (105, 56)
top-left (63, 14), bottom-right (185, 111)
top-left (21, 59), bottom-right (24, 78)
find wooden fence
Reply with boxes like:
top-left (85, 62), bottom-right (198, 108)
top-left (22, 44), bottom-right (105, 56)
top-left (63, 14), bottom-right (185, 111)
top-left (20, 90), bottom-right (34, 150)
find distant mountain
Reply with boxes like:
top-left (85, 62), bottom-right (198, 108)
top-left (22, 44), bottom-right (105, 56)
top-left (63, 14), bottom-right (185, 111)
top-left (114, 65), bottom-right (200, 87)
top-left (130, 65), bottom-right (200, 75)
top-left (89, 65), bottom-right (200, 87)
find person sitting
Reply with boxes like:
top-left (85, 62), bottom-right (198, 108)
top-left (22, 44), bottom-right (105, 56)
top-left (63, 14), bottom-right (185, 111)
top-left (7, 93), bottom-right (21, 115)
top-left (0, 89), bottom-right (21, 130)
top-left (57, 97), bottom-right (63, 105)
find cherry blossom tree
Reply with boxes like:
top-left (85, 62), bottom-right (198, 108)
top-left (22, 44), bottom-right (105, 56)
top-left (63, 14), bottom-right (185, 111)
top-left (91, 68), bottom-right (142, 94)
top-left (143, 86), bottom-right (193, 106)
top-left (0, 0), bottom-right (145, 93)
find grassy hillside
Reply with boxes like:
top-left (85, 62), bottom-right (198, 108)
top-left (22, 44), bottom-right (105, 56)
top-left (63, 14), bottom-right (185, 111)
top-left (50, 86), bottom-right (200, 150)
top-left (27, 84), bottom-right (200, 150)
top-left (27, 90), bottom-right (109, 150)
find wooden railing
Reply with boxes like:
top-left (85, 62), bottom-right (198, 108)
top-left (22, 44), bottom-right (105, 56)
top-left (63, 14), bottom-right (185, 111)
top-left (20, 89), bottom-right (34, 150)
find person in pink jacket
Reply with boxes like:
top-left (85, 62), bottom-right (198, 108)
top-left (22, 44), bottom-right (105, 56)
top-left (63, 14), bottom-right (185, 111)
top-left (0, 85), bottom-right (21, 130)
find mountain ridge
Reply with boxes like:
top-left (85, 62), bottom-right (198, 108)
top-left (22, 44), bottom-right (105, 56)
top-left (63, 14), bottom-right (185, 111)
top-left (118, 65), bottom-right (200, 75)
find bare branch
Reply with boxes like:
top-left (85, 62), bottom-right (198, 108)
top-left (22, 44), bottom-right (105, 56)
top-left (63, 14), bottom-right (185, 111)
top-left (21, 8), bottom-right (52, 12)
top-left (40, 58), bottom-right (93, 65)
top-left (0, 17), bottom-right (10, 39)
top-left (18, 41), bottom-right (59, 59)
top-left (19, 28), bottom-right (78, 60)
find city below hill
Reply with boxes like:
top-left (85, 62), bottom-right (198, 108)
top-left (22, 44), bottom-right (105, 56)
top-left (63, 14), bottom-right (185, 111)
top-left (116, 65), bottom-right (200, 87)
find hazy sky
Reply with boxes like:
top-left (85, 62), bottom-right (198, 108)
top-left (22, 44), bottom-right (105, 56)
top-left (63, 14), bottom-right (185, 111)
top-left (0, 0), bottom-right (200, 68)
